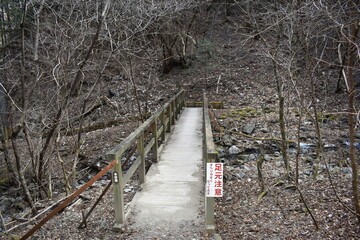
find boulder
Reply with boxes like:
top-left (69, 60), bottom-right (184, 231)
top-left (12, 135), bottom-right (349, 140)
top-left (242, 124), bottom-right (256, 135)
top-left (229, 145), bottom-right (240, 155)
top-left (222, 134), bottom-right (233, 146)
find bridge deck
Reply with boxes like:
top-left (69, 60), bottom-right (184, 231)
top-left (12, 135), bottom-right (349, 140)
top-left (129, 107), bottom-right (204, 238)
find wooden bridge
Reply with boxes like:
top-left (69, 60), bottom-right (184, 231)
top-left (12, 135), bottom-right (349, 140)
top-left (20, 90), bottom-right (221, 239)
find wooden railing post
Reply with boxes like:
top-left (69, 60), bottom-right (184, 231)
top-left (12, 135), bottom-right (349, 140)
top-left (137, 132), bottom-right (145, 184)
top-left (152, 121), bottom-right (158, 161)
top-left (178, 93), bottom-right (182, 115)
top-left (203, 93), bottom-right (219, 236)
top-left (175, 96), bottom-right (179, 120)
top-left (160, 109), bottom-right (166, 142)
top-left (167, 105), bottom-right (172, 133)
top-left (172, 100), bottom-right (176, 124)
top-left (180, 91), bottom-right (184, 110)
top-left (205, 152), bottom-right (217, 235)
top-left (112, 156), bottom-right (125, 231)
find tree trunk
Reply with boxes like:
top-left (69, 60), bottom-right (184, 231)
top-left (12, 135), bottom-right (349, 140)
top-left (273, 58), bottom-right (289, 177)
top-left (346, 2), bottom-right (360, 221)
top-left (0, 86), bottom-right (16, 180)
top-left (11, 135), bottom-right (38, 215)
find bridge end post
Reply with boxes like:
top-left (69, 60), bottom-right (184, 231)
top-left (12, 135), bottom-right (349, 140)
top-left (109, 154), bottom-right (126, 231)
top-left (205, 152), bottom-right (217, 236)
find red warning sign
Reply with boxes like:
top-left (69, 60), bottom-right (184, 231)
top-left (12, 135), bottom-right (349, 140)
top-left (206, 163), bottom-right (223, 197)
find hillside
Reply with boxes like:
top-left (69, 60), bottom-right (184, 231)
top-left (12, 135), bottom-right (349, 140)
top-left (1, 1), bottom-right (359, 239)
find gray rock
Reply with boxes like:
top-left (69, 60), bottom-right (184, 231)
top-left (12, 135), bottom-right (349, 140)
top-left (224, 174), bottom-right (233, 181)
top-left (300, 143), bottom-right (317, 150)
top-left (242, 124), bottom-right (256, 135)
top-left (97, 219), bottom-right (107, 228)
top-left (275, 161), bottom-right (282, 167)
top-left (271, 170), bottom-right (280, 177)
top-left (236, 171), bottom-right (246, 179)
top-left (264, 154), bottom-right (272, 161)
top-left (242, 165), bottom-right (251, 171)
top-left (324, 144), bottom-right (337, 151)
top-left (247, 154), bottom-right (257, 161)
top-left (270, 144), bottom-right (280, 152)
top-left (316, 175), bottom-right (325, 181)
top-left (222, 135), bottom-right (233, 146)
top-left (301, 148), bottom-right (309, 154)
top-left (260, 127), bottom-right (269, 133)
top-left (345, 173), bottom-right (352, 179)
top-left (225, 166), bottom-right (235, 174)
top-left (303, 169), bottom-right (312, 176)
top-left (340, 167), bottom-right (352, 175)
top-left (300, 127), bottom-right (311, 131)
top-left (216, 147), bottom-right (226, 158)
top-left (225, 196), bottom-right (233, 201)
top-left (124, 188), bottom-right (132, 193)
top-left (288, 148), bottom-right (297, 155)
top-left (229, 145), bottom-right (240, 155)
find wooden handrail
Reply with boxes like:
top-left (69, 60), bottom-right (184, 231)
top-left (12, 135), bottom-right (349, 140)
top-left (18, 90), bottom-right (185, 238)
top-left (108, 90), bottom-right (185, 230)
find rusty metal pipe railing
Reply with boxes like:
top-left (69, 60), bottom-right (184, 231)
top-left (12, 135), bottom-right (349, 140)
top-left (20, 160), bottom-right (118, 240)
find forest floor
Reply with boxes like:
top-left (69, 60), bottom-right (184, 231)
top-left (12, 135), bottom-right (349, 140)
top-left (2, 15), bottom-right (360, 240)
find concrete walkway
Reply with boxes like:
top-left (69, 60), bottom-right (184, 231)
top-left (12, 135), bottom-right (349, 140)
top-left (129, 108), bottom-right (204, 239)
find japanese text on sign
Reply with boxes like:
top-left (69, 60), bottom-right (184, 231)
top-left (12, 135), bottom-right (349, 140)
top-left (206, 163), bottom-right (223, 197)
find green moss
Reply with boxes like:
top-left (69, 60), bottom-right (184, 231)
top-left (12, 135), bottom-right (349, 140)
top-left (233, 108), bottom-right (258, 116)
top-left (317, 113), bottom-right (337, 122)
top-left (263, 106), bottom-right (274, 114)
top-left (292, 109), bottom-right (301, 117)
top-left (0, 232), bottom-right (20, 240)
top-left (217, 108), bottom-right (259, 121)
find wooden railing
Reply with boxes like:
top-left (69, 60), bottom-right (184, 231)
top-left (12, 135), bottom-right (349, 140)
top-left (203, 93), bottom-right (219, 236)
top-left (107, 90), bottom-right (185, 230)
top-left (19, 90), bottom-right (185, 239)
